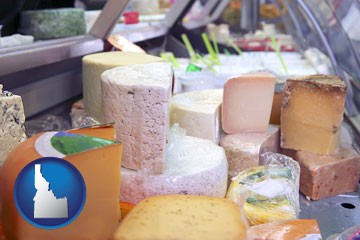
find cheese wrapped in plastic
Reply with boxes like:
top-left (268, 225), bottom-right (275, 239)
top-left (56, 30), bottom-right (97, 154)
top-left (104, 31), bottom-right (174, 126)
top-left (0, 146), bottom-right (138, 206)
top-left (226, 152), bottom-right (300, 225)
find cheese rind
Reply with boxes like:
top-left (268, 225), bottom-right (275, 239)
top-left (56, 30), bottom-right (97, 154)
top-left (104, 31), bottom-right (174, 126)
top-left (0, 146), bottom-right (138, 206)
top-left (82, 52), bottom-right (164, 122)
top-left (0, 126), bottom-right (122, 240)
top-left (170, 89), bottom-right (223, 144)
top-left (295, 146), bottom-right (360, 200)
top-left (222, 72), bottom-right (276, 133)
top-left (281, 75), bottom-right (346, 154)
top-left (120, 135), bottom-right (228, 204)
top-left (0, 86), bottom-right (26, 166)
top-left (113, 195), bottom-right (248, 240)
top-left (102, 62), bottom-right (173, 174)
top-left (220, 125), bottom-right (280, 177)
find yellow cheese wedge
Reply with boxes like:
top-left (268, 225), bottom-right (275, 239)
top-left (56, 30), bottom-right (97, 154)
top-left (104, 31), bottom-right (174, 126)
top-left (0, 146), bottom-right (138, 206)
top-left (0, 125), bottom-right (122, 240)
top-left (113, 194), bottom-right (248, 240)
top-left (281, 75), bottom-right (346, 154)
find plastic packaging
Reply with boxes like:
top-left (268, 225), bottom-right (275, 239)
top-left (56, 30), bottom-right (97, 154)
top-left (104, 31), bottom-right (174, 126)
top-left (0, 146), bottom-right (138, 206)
top-left (326, 225), bottom-right (360, 240)
top-left (226, 152), bottom-right (300, 225)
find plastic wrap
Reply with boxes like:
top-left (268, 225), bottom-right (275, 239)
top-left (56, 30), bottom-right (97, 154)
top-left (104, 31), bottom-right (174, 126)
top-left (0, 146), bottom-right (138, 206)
top-left (326, 225), bottom-right (360, 240)
top-left (120, 125), bottom-right (228, 204)
top-left (226, 152), bottom-right (300, 225)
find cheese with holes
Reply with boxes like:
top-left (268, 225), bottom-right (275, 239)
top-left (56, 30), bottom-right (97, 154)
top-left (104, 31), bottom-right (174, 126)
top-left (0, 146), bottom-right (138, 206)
top-left (170, 89), bottom-right (223, 144)
top-left (0, 85), bottom-right (26, 166)
top-left (0, 125), bottom-right (122, 240)
top-left (281, 75), bottom-right (346, 154)
top-left (102, 62), bottom-right (173, 174)
top-left (113, 195), bottom-right (248, 240)
top-left (83, 52), bottom-right (164, 122)
top-left (294, 146), bottom-right (360, 200)
top-left (220, 125), bottom-right (280, 177)
top-left (247, 219), bottom-right (321, 240)
top-left (222, 72), bottom-right (276, 133)
top-left (120, 134), bottom-right (228, 204)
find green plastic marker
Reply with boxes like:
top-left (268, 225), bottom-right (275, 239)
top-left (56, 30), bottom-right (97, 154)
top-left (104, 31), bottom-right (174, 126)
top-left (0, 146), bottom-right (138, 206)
top-left (270, 36), bottom-right (288, 75)
top-left (201, 33), bottom-right (217, 60)
top-left (168, 52), bottom-right (180, 68)
top-left (181, 33), bottom-right (197, 62)
top-left (224, 48), bottom-right (232, 55)
top-left (211, 32), bottom-right (219, 56)
top-left (227, 38), bottom-right (243, 55)
top-left (186, 63), bottom-right (202, 72)
top-left (195, 53), bottom-right (216, 72)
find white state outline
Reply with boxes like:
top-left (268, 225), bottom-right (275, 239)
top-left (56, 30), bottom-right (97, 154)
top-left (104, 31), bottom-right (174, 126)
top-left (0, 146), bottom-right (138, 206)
top-left (34, 132), bottom-right (66, 158)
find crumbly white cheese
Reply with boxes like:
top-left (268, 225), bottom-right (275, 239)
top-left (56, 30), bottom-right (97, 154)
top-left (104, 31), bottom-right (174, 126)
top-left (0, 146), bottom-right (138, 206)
top-left (101, 62), bottom-right (173, 174)
top-left (170, 89), bottom-right (223, 144)
top-left (0, 85), bottom-right (26, 166)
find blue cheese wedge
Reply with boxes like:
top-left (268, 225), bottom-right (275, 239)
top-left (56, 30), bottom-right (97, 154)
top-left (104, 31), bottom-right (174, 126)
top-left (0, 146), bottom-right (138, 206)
top-left (0, 85), bottom-right (26, 166)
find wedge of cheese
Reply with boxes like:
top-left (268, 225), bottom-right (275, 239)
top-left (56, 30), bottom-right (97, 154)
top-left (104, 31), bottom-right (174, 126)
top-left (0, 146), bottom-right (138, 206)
top-left (0, 85), bottom-right (26, 166)
top-left (281, 75), bottom-right (346, 155)
top-left (247, 219), bottom-right (322, 240)
top-left (222, 72), bottom-right (276, 133)
top-left (82, 52), bottom-right (164, 122)
top-left (113, 195), bottom-right (248, 240)
top-left (295, 146), bottom-right (360, 200)
top-left (120, 134), bottom-right (228, 204)
top-left (102, 62), bottom-right (173, 174)
top-left (170, 89), bottom-right (223, 144)
top-left (220, 125), bottom-right (280, 177)
top-left (0, 125), bottom-right (122, 240)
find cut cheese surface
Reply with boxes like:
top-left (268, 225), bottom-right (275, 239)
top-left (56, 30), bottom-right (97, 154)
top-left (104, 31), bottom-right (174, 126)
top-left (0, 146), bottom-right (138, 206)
top-left (0, 126), bottom-right (122, 240)
top-left (120, 134), bottom-right (228, 204)
top-left (222, 72), bottom-right (276, 133)
top-left (281, 75), bottom-right (346, 154)
top-left (102, 62), bottom-right (173, 174)
top-left (82, 51), bottom-right (164, 122)
top-left (247, 219), bottom-right (321, 240)
top-left (295, 145), bottom-right (360, 200)
top-left (220, 125), bottom-right (280, 177)
top-left (0, 85), bottom-right (26, 166)
top-left (113, 195), bottom-right (248, 240)
top-left (269, 83), bottom-right (285, 125)
top-left (170, 89), bottom-right (223, 144)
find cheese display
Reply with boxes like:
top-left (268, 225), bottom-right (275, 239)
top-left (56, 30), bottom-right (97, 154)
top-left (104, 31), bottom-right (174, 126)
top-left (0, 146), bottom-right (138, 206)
top-left (0, 85), bottom-right (26, 166)
top-left (294, 146), bottom-right (360, 200)
top-left (281, 75), bottom-right (346, 155)
top-left (102, 62), bottom-right (173, 174)
top-left (120, 127), bottom-right (228, 204)
top-left (220, 125), bottom-right (280, 177)
top-left (247, 219), bottom-right (322, 240)
top-left (0, 126), bottom-right (122, 240)
top-left (222, 72), bottom-right (276, 133)
top-left (82, 52), bottom-right (164, 122)
top-left (270, 83), bottom-right (284, 125)
top-left (227, 152), bottom-right (300, 225)
top-left (18, 8), bottom-right (86, 40)
top-left (113, 195), bottom-right (248, 240)
top-left (170, 89), bottom-right (223, 144)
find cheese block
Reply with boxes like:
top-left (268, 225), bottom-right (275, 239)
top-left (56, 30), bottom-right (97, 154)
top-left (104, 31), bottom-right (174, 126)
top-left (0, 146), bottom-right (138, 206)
top-left (82, 52), bottom-right (164, 122)
top-left (227, 153), bottom-right (300, 225)
top-left (281, 75), bottom-right (346, 155)
top-left (247, 219), bottom-right (322, 240)
top-left (18, 8), bottom-right (86, 40)
top-left (0, 85), bottom-right (26, 166)
top-left (102, 62), bottom-right (173, 174)
top-left (269, 83), bottom-right (284, 125)
top-left (294, 146), bottom-right (360, 200)
top-left (170, 89), bottom-right (223, 144)
top-left (0, 125), bottom-right (122, 240)
top-left (113, 195), bottom-right (248, 240)
top-left (220, 125), bottom-right (280, 177)
top-left (222, 72), bottom-right (276, 133)
top-left (120, 134), bottom-right (228, 204)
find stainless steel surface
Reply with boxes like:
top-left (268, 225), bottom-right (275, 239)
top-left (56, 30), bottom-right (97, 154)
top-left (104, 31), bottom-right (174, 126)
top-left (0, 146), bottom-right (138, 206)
top-left (164, 0), bottom-right (194, 29)
top-left (300, 192), bottom-right (360, 238)
top-left (0, 35), bottom-right (103, 77)
top-left (89, 0), bottom-right (129, 39)
top-left (112, 23), bottom-right (167, 43)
